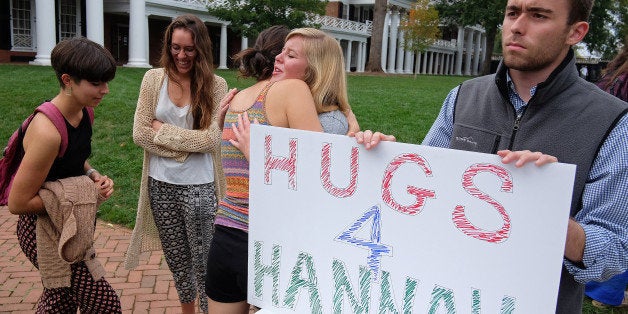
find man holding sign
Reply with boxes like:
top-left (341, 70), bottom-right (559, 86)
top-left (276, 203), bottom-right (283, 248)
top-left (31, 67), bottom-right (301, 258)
top-left (356, 0), bottom-right (628, 313)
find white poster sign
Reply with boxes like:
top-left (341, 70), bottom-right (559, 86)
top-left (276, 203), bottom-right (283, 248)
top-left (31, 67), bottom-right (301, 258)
top-left (248, 124), bottom-right (575, 313)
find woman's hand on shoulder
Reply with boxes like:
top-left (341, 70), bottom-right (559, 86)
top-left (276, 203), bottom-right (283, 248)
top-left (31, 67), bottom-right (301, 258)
top-left (220, 88), bottom-right (238, 128)
top-left (229, 112), bottom-right (255, 161)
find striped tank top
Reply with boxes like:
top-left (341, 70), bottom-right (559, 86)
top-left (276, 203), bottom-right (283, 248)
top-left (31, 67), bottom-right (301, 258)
top-left (215, 81), bottom-right (273, 231)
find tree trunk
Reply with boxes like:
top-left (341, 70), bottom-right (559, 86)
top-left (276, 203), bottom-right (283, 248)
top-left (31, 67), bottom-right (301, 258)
top-left (481, 26), bottom-right (498, 75)
top-left (365, 0), bottom-right (387, 72)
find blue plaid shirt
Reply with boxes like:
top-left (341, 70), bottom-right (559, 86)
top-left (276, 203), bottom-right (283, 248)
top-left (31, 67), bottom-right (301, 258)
top-left (423, 76), bottom-right (628, 283)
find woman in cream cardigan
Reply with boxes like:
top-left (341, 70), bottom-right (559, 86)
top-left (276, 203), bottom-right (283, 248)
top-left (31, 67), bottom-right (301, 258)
top-left (124, 15), bottom-right (227, 314)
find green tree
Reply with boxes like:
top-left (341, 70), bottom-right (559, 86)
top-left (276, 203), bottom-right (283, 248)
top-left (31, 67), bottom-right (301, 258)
top-left (586, 0), bottom-right (627, 59)
top-left (206, 0), bottom-right (327, 39)
top-left (435, 0), bottom-right (506, 75)
top-left (399, 0), bottom-right (441, 78)
top-left (365, 0), bottom-right (387, 72)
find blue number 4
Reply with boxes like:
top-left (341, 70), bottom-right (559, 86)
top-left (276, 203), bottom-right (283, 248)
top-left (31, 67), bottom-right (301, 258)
top-left (336, 204), bottom-right (392, 281)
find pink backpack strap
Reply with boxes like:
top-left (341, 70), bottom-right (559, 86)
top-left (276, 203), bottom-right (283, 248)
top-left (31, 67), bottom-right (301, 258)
top-left (34, 102), bottom-right (69, 157)
top-left (28, 103), bottom-right (94, 158)
top-left (86, 107), bottom-right (95, 124)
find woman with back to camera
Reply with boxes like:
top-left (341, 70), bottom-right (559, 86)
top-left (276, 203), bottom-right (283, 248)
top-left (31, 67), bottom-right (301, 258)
top-left (124, 14), bottom-right (227, 314)
top-left (205, 27), bottom-right (357, 313)
top-left (7, 37), bottom-right (120, 313)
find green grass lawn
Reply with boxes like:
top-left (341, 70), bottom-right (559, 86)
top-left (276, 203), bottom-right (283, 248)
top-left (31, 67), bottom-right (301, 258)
top-left (0, 64), bottom-right (624, 314)
top-left (0, 64), bottom-right (467, 227)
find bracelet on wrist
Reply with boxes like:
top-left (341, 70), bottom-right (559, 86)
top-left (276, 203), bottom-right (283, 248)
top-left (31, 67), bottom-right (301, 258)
top-left (85, 168), bottom-right (98, 177)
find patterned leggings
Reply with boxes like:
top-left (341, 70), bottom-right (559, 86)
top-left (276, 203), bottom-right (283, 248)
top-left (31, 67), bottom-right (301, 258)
top-left (17, 214), bottom-right (122, 314)
top-left (148, 178), bottom-right (217, 314)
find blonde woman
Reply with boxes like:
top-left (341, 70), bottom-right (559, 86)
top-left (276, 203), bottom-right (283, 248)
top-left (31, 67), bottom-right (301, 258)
top-left (206, 27), bottom-right (357, 313)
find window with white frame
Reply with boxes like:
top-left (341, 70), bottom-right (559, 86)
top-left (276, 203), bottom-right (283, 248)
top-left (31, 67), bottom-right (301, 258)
top-left (11, 0), bottom-right (33, 51)
top-left (58, 0), bottom-right (80, 41)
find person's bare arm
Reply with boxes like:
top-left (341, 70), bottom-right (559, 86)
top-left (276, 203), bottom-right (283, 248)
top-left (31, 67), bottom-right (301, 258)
top-left (8, 114), bottom-right (60, 215)
top-left (268, 79), bottom-right (323, 132)
top-left (345, 109), bottom-right (360, 135)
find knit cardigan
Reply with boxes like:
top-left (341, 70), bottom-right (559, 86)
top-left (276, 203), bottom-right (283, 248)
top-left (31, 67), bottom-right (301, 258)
top-left (124, 68), bottom-right (227, 269)
top-left (37, 175), bottom-right (105, 288)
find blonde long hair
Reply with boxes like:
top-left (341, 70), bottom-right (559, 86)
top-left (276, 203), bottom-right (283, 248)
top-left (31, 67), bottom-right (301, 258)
top-left (286, 28), bottom-right (350, 113)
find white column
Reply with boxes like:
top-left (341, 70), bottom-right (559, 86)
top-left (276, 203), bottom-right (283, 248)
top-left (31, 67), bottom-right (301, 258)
top-left (362, 41), bottom-right (368, 72)
top-left (381, 10), bottom-right (390, 71)
top-left (439, 53), bottom-right (445, 75)
top-left (473, 31), bottom-right (482, 75)
top-left (404, 48), bottom-right (413, 74)
top-left (421, 51), bottom-right (428, 74)
top-left (86, 0), bottom-right (104, 46)
top-left (480, 34), bottom-right (487, 74)
top-left (125, 0), bottom-right (150, 67)
top-left (241, 36), bottom-right (248, 50)
top-left (218, 24), bottom-right (228, 69)
top-left (30, 0), bottom-right (56, 66)
top-left (345, 40), bottom-right (353, 72)
top-left (444, 53), bottom-right (450, 75)
top-left (387, 9), bottom-right (399, 73)
top-left (396, 30), bottom-right (405, 73)
top-left (414, 52), bottom-right (421, 74)
top-left (464, 29), bottom-right (474, 75)
top-left (434, 52), bottom-right (440, 75)
top-left (357, 41), bottom-right (364, 72)
top-left (428, 51), bottom-right (434, 75)
top-left (455, 26), bottom-right (464, 75)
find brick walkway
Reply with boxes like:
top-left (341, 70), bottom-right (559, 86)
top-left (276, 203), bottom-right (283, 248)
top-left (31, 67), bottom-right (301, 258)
top-left (0, 206), bottom-right (188, 313)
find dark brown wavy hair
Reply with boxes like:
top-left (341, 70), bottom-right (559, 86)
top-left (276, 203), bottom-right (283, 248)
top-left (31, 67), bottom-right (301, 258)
top-left (232, 25), bottom-right (290, 81)
top-left (160, 14), bottom-right (215, 129)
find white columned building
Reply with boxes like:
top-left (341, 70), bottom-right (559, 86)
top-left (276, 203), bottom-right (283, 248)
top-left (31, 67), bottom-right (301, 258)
top-left (30, 0), bottom-right (56, 66)
top-left (8, 0), bottom-right (486, 76)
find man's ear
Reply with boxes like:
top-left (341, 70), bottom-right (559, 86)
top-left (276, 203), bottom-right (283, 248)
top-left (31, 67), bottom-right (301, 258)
top-left (567, 21), bottom-right (589, 45)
